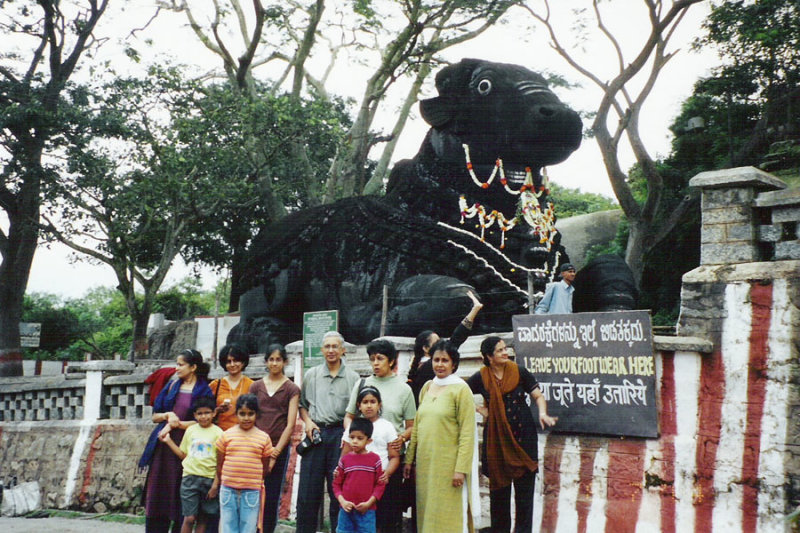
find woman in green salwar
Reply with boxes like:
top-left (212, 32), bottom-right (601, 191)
top-left (403, 340), bottom-right (479, 533)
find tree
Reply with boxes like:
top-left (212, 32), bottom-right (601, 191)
top-left (694, 0), bottom-right (800, 167)
top-left (0, 0), bottom-right (110, 376)
top-left (633, 0), bottom-right (800, 324)
top-left (548, 182), bottom-right (618, 219)
top-left (39, 68), bottom-right (256, 360)
top-left (523, 0), bottom-right (704, 287)
top-left (174, 83), bottom-right (351, 310)
top-left (158, 0), bottom-right (522, 203)
top-left (21, 293), bottom-right (89, 359)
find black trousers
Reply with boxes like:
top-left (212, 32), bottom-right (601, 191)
top-left (145, 517), bottom-right (180, 533)
top-left (489, 470), bottom-right (536, 533)
top-left (294, 425), bottom-right (344, 533)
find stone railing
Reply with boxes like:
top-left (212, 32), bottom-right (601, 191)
top-left (0, 376), bottom-right (86, 422)
top-left (690, 166), bottom-right (800, 264)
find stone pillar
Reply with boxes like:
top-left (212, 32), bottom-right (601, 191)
top-left (689, 166), bottom-right (786, 265)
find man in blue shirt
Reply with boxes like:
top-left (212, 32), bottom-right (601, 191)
top-left (535, 263), bottom-right (576, 314)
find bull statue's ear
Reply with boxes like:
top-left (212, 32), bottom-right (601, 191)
top-left (419, 96), bottom-right (455, 128)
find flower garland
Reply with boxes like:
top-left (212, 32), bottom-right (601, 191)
top-left (462, 144), bottom-right (550, 197)
top-left (459, 145), bottom-right (558, 251)
top-left (459, 196), bottom-right (518, 248)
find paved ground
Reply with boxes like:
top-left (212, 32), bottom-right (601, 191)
top-left (0, 516), bottom-right (302, 532)
top-left (0, 516), bottom-right (144, 532)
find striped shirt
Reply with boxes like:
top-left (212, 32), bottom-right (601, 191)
top-left (216, 425), bottom-right (273, 490)
top-left (332, 451), bottom-right (385, 510)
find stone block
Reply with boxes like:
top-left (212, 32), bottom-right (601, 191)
top-left (701, 224), bottom-right (726, 244)
top-left (702, 207), bottom-right (751, 225)
top-left (755, 186), bottom-right (800, 208)
top-left (758, 225), bottom-right (782, 242)
top-left (702, 187), bottom-right (756, 210)
top-left (690, 166), bottom-right (787, 191)
top-left (701, 243), bottom-right (759, 265)
top-left (772, 206), bottom-right (800, 224)
top-left (775, 241), bottom-right (800, 260)
top-left (727, 222), bottom-right (756, 241)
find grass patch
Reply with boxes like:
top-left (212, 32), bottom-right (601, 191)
top-left (23, 509), bottom-right (144, 525)
top-left (95, 514), bottom-right (146, 525)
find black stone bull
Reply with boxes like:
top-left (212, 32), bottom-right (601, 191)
top-left (229, 59), bottom-right (636, 352)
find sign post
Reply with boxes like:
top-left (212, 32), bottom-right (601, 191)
top-left (302, 310), bottom-right (339, 372)
top-left (513, 310), bottom-right (657, 438)
top-left (19, 323), bottom-right (41, 348)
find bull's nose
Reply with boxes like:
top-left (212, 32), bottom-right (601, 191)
top-left (538, 106), bottom-right (556, 117)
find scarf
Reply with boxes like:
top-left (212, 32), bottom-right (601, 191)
top-left (481, 362), bottom-right (538, 489)
top-left (138, 376), bottom-right (213, 470)
top-left (432, 373), bottom-right (463, 386)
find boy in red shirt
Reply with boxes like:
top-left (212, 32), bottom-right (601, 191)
top-left (333, 418), bottom-right (386, 533)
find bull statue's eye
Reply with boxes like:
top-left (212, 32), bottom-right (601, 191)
top-left (477, 79), bottom-right (492, 96)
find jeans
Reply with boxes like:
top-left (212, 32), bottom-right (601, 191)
top-left (489, 470), bottom-right (536, 533)
top-left (336, 508), bottom-right (376, 533)
top-left (295, 425), bottom-right (344, 533)
top-left (219, 485), bottom-right (260, 533)
top-left (263, 447), bottom-right (290, 533)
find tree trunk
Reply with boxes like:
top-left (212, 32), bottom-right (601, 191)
top-left (624, 218), bottom-right (649, 290)
top-left (0, 160), bottom-right (42, 377)
top-left (131, 312), bottom-right (150, 362)
top-left (0, 283), bottom-right (24, 377)
top-left (228, 246), bottom-right (246, 313)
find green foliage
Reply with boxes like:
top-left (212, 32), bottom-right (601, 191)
top-left (689, 0), bottom-right (800, 167)
top-left (20, 290), bottom-right (127, 360)
top-left (20, 278), bottom-right (225, 360)
top-left (549, 183), bottom-right (617, 219)
top-left (697, 0), bottom-right (800, 93)
top-left (165, 76), bottom-right (351, 274)
top-left (153, 277), bottom-right (227, 320)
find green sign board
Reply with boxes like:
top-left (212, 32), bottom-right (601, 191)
top-left (303, 310), bottom-right (339, 371)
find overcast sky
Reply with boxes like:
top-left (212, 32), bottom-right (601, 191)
top-left (17, 0), bottom-right (716, 299)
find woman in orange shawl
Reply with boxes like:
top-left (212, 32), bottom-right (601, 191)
top-left (467, 336), bottom-right (557, 533)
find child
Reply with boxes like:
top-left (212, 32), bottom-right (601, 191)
top-left (334, 418), bottom-right (386, 533)
top-left (215, 394), bottom-right (273, 533)
top-left (345, 386), bottom-right (401, 526)
top-left (160, 396), bottom-right (223, 533)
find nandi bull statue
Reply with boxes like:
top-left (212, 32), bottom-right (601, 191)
top-left (229, 59), bottom-right (637, 351)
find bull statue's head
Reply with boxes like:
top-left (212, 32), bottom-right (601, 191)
top-left (419, 58), bottom-right (582, 207)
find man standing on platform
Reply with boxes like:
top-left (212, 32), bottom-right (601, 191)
top-left (296, 331), bottom-right (360, 533)
top-left (535, 263), bottom-right (576, 315)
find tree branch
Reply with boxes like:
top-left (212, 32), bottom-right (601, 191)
top-left (651, 194), bottom-right (698, 245)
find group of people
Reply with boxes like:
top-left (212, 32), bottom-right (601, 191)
top-left (139, 344), bottom-right (299, 533)
top-left (139, 290), bottom-right (558, 533)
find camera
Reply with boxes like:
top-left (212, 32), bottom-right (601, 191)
top-left (296, 428), bottom-right (323, 456)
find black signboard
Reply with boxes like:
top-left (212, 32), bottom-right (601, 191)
top-left (513, 310), bottom-right (658, 438)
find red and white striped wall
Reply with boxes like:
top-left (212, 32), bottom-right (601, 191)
top-left (532, 278), bottom-right (796, 533)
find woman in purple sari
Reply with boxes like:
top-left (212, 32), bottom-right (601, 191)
top-left (140, 349), bottom-right (213, 533)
